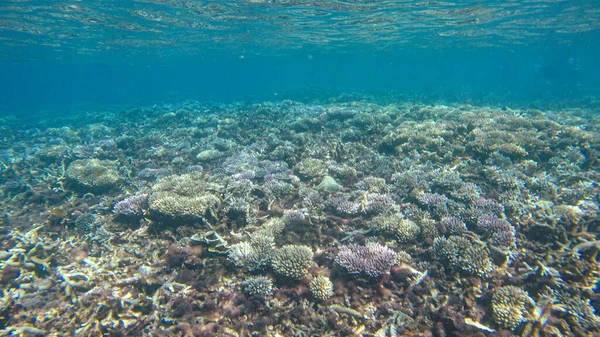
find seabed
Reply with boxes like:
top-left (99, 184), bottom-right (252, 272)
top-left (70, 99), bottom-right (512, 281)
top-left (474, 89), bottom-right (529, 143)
top-left (0, 99), bottom-right (599, 336)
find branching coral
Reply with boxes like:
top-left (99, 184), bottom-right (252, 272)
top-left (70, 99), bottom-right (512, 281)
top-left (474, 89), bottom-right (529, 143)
top-left (242, 276), bottom-right (273, 297)
top-left (491, 286), bottom-right (535, 330)
top-left (148, 172), bottom-right (221, 220)
top-left (335, 243), bottom-right (397, 279)
top-left (271, 245), bottom-right (314, 279)
top-left (370, 213), bottom-right (420, 243)
top-left (309, 275), bottom-right (334, 301)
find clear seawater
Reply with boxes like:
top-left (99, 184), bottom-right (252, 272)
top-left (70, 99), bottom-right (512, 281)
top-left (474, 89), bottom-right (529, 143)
top-left (0, 0), bottom-right (599, 115)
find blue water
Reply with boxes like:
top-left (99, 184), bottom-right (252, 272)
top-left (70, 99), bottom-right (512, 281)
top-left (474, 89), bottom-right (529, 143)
top-left (1, 1), bottom-right (599, 114)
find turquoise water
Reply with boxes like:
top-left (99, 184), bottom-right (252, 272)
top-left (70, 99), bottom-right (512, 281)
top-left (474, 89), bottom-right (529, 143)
top-left (1, 1), bottom-right (599, 114)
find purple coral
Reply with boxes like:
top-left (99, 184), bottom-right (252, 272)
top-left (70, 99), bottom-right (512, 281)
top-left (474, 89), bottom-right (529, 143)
top-left (471, 197), bottom-right (504, 216)
top-left (490, 230), bottom-right (517, 248)
top-left (477, 215), bottom-right (513, 233)
top-left (113, 194), bottom-right (148, 216)
top-left (335, 243), bottom-right (397, 279)
top-left (327, 196), bottom-right (357, 216)
top-left (231, 170), bottom-right (256, 181)
top-left (477, 215), bottom-right (516, 248)
top-left (440, 216), bottom-right (467, 235)
top-left (361, 193), bottom-right (395, 214)
top-left (283, 209), bottom-right (308, 226)
top-left (417, 192), bottom-right (449, 206)
top-left (138, 167), bottom-right (173, 179)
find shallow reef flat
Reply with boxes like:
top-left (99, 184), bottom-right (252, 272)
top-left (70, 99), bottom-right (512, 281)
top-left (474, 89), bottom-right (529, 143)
top-left (0, 100), bottom-right (599, 336)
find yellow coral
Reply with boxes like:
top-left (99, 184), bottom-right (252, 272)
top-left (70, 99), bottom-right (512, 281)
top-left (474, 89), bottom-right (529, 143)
top-left (309, 275), bottom-right (334, 301)
top-left (492, 286), bottom-right (534, 330)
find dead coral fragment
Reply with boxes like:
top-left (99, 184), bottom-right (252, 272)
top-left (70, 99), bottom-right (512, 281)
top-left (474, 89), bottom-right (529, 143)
top-left (271, 245), bottom-right (313, 279)
top-left (492, 285), bottom-right (535, 330)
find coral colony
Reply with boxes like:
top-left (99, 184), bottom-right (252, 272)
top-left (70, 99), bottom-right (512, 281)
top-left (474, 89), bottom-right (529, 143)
top-left (0, 100), bottom-right (599, 336)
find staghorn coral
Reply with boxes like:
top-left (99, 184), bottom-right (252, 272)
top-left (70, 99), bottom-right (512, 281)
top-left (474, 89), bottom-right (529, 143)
top-left (138, 167), bottom-right (173, 179)
top-left (328, 162), bottom-right (357, 180)
top-left (476, 215), bottom-right (517, 249)
top-left (356, 176), bottom-right (387, 193)
top-left (255, 217), bottom-right (285, 238)
top-left (417, 192), bottom-right (451, 218)
top-left (335, 243), bottom-right (397, 279)
top-left (552, 289), bottom-right (600, 330)
top-left (463, 197), bottom-right (505, 225)
top-left (309, 275), bottom-right (334, 301)
top-left (264, 179), bottom-right (294, 202)
top-left (391, 169), bottom-right (429, 199)
top-left (352, 192), bottom-right (396, 215)
top-left (282, 209), bottom-right (308, 227)
top-left (327, 196), bottom-right (358, 216)
top-left (73, 212), bottom-right (98, 234)
top-left (430, 236), bottom-right (494, 277)
top-left (300, 187), bottom-right (324, 210)
top-left (271, 245), bottom-right (314, 280)
top-left (430, 237), bottom-right (459, 266)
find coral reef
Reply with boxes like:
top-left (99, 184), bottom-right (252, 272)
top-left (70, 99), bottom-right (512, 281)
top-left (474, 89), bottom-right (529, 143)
top-left (370, 213), bottom-right (420, 243)
top-left (271, 245), bottom-right (314, 280)
top-left (1, 99), bottom-right (599, 336)
top-left (113, 193), bottom-right (148, 217)
top-left (309, 275), bottom-right (334, 301)
top-left (316, 175), bottom-right (343, 192)
top-left (335, 243), bottom-right (397, 279)
top-left (492, 286), bottom-right (535, 330)
top-left (147, 172), bottom-right (221, 220)
top-left (242, 276), bottom-right (273, 297)
top-left (66, 158), bottom-right (121, 191)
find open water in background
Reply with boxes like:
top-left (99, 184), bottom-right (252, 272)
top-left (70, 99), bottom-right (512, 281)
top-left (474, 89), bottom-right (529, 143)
top-left (0, 1), bottom-right (599, 115)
